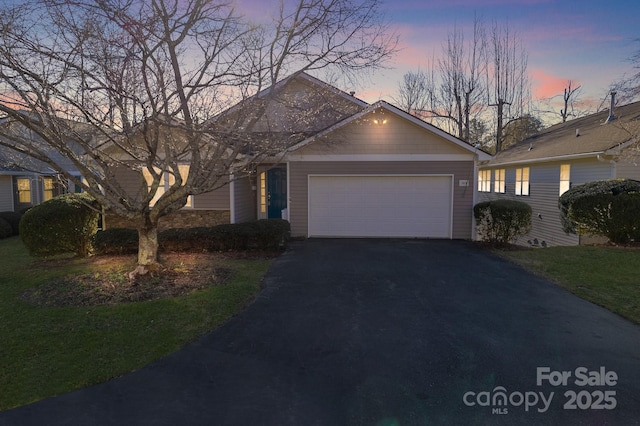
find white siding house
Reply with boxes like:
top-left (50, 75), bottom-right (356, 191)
top-left (478, 99), bottom-right (640, 246)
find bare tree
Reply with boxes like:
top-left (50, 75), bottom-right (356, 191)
top-left (0, 0), bottom-right (397, 275)
top-left (394, 17), bottom-right (486, 142)
top-left (394, 69), bottom-right (430, 117)
top-left (487, 21), bottom-right (530, 152)
top-left (560, 80), bottom-right (582, 123)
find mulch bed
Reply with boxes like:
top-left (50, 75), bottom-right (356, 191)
top-left (20, 253), bottom-right (241, 307)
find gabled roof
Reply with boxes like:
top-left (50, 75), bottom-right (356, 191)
top-left (286, 100), bottom-right (492, 159)
top-left (488, 101), bottom-right (640, 166)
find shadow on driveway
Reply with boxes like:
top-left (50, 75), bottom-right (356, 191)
top-left (2, 239), bottom-right (639, 425)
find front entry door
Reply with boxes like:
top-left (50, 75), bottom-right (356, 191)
top-left (267, 168), bottom-right (287, 219)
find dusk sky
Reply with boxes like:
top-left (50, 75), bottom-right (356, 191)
top-left (235, 0), bottom-right (640, 121)
top-left (372, 0), bottom-right (640, 109)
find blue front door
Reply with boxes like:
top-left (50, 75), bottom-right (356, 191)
top-left (267, 168), bottom-right (287, 219)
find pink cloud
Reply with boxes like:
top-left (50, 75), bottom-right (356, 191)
top-left (531, 69), bottom-right (575, 99)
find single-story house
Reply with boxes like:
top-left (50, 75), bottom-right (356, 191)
top-left (0, 142), bottom-right (81, 213)
top-left (105, 72), bottom-right (491, 239)
top-left (477, 97), bottom-right (640, 246)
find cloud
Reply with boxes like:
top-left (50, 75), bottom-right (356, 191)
top-left (531, 69), bottom-right (574, 99)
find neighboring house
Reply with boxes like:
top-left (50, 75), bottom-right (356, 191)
top-left (477, 98), bottom-right (640, 246)
top-left (0, 132), bottom-right (82, 213)
top-left (105, 72), bottom-right (491, 239)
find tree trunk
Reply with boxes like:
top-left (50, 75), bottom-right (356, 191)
top-left (128, 222), bottom-right (161, 280)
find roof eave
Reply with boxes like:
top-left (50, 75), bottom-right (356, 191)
top-left (284, 101), bottom-right (492, 160)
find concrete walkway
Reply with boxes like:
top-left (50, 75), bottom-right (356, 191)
top-left (1, 239), bottom-right (639, 425)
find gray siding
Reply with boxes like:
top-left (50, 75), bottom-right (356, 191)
top-left (113, 165), bottom-right (230, 210)
top-left (289, 161), bottom-right (475, 239)
top-left (232, 176), bottom-right (256, 223)
top-left (0, 176), bottom-right (13, 211)
top-left (478, 158), bottom-right (614, 246)
top-left (194, 184), bottom-right (230, 210)
top-left (615, 158), bottom-right (640, 180)
top-left (571, 159), bottom-right (613, 184)
top-left (295, 110), bottom-right (471, 156)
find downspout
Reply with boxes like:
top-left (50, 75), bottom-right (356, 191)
top-left (472, 155), bottom-right (480, 241)
top-left (229, 173), bottom-right (236, 224)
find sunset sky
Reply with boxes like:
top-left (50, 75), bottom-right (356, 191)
top-left (235, 0), bottom-right (640, 122)
top-left (371, 0), bottom-right (639, 109)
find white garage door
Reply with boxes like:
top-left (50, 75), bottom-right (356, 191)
top-left (308, 175), bottom-right (452, 238)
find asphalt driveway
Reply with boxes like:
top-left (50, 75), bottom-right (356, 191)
top-left (1, 239), bottom-right (639, 425)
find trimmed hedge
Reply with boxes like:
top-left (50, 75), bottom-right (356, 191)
top-left (474, 199), bottom-right (532, 244)
top-left (93, 227), bottom-right (140, 255)
top-left (0, 217), bottom-right (12, 239)
top-left (19, 193), bottom-right (100, 257)
top-left (94, 219), bottom-right (291, 255)
top-left (559, 179), bottom-right (640, 244)
top-left (0, 211), bottom-right (23, 236)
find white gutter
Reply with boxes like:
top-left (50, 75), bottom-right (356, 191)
top-left (483, 151), bottom-right (606, 167)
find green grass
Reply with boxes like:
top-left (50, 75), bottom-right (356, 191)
top-left (497, 245), bottom-right (640, 324)
top-left (0, 237), bottom-right (272, 411)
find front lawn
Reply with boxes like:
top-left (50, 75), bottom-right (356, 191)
top-left (497, 245), bottom-right (640, 324)
top-left (0, 237), bottom-right (273, 411)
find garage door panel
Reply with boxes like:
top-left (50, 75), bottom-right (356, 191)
top-left (308, 175), bottom-right (452, 238)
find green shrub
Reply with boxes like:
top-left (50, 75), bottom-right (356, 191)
top-left (160, 219), bottom-right (290, 252)
top-left (559, 179), bottom-right (640, 244)
top-left (474, 200), bottom-right (532, 244)
top-left (0, 217), bottom-right (12, 239)
top-left (0, 211), bottom-right (23, 236)
top-left (95, 219), bottom-right (291, 255)
top-left (93, 228), bottom-right (139, 255)
top-left (19, 193), bottom-right (100, 257)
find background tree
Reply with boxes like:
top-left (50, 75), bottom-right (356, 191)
top-left (0, 0), bottom-right (397, 275)
top-left (395, 16), bottom-right (531, 150)
top-left (395, 17), bottom-right (487, 141)
top-left (394, 69), bottom-right (430, 118)
top-left (500, 114), bottom-right (543, 150)
top-left (487, 21), bottom-right (530, 152)
top-left (560, 80), bottom-right (582, 123)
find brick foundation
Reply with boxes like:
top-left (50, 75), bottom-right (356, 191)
top-left (104, 210), bottom-right (231, 231)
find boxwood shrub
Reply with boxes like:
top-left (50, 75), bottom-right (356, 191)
top-left (94, 219), bottom-right (291, 255)
top-left (0, 211), bottom-right (23, 236)
top-left (559, 179), bottom-right (640, 244)
top-left (474, 199), bottom-right (532, 244)
top-left (93, 227), bottom-right (139, 255)
top-left (19, 193), bottom-right (100, 257)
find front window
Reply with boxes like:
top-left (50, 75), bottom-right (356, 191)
top-left (478, 169), bottom-right (491, 192)
top-left (17, 178), bottom-right (31, 203)
top-left (515, 167), bottom-right (530, 196)
top-left (494, 169), bottom-right (505, 193)
top-left (43, 177), bottom-right (55, 201)
top-left (559, 164), bottom-right (571, 195)
top-left (142, 165), bottom-right (192, 207)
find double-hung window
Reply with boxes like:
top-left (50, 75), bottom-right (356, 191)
top-left (478, 169), bottom-right (491, 192)
top-left (494, 169), bottom-right (505, 193)
top-left (143, 165), bottom-right (192, 207)
top-left (17, 178), bottom-right (31, 203)
top-left (515, 167), bottom-right (530, 196)
top-left (559, 164), bottom-right (571, 195)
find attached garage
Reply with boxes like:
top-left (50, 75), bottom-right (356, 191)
top-left (308, 175), bottom-right (453, 238)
